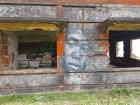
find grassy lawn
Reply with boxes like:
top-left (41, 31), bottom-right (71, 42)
top-left (0, 88), bottom-right (140, 105)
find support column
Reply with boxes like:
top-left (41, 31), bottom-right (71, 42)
top-left (56, 0), bottom-right (63, 17)
top-left (0, 34), bottom-right (2, 70)
top-left (57, 32), bottom-right (65, 73)
top-left (0, 33), bottom-right (9, 70)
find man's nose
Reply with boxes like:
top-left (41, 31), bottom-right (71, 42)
top-left (74, 47), bottom-right (81, 56)
top-left (72, 55), bottom-right (81, 61)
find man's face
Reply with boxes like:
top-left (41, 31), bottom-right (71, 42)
top-left (63, 29), bottom-right (90, 72)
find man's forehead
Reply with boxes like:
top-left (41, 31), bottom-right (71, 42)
top-left (67, 29), bottom-right (86, 40)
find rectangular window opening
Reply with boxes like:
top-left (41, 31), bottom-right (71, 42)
top-left (116, 41), bottom-right (124, 57)
top-left (6, 29), bottom-right (57, 70)
top-left (131, 39), bottom-right (140, 60)
top-left (109, 31), bottom-right (140, 67)
top-left (17, 30), bottom-right (57, 69)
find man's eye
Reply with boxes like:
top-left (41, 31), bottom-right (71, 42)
top-left (82, 46), bottom-right (89, 50)
top-left (69, 43), bottom-right (73, 47)
top-left (81, 46), bottom-right (89, 53)
top-left (67, 42), bottom-right (76, 48)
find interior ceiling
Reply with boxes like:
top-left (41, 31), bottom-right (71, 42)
top-left (13, 30), bottom-right (56, 36)
top-left (2, 30), bottom-right (57, 42)
top-left (0, 22), bottom-right (60, 31)
top-left (108, 23), bottom-right (140, 31)
top-left (0, 17), bottom-right (68, 31)
top-left (2, 30), bottom-right (57, 36)
top-left (104, 18), bottom-right (140, 31)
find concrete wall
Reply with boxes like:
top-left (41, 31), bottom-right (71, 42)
top-left (0, 4), bottom-right (140, 93)
top-left (0, 0), bottom-right (140, 5)
top-left (8, 33), bottom-right (18, 69)
top-left (0, 32), bottom-right (9, 70)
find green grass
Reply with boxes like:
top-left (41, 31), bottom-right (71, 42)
top-left (0, 88), bottom-right (140, 105)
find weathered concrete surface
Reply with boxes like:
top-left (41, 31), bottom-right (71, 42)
top-left (0, 0), bottom-right (56, 4)
top-left (0, 5), bottom-right (56, 17)
top-left (63, 6), bottom-right (140, 22)
top-left (63, 7), bottom-right (109, 22)
top-left (68, 23), bottom-right (102, 40)
top-left (109, 7), bottom-right (140, 18)
top-left (84, 7), bottom-right (109, 22)
top-left (0, 0), bottom-right (140, 5)
top-left (83, 23), bottom-right (103, 39)
top-left (85, 56), bottom-right (109, 71)
top-left (8, 34), bottom-right (18, 69)
top-left (0, 4), bottom-right (140, 93)
top-left (0, 74), bottom-right (61, 87)
top-left (64, 71), bottom-right (140, 84)
top-left (1, 82), bottom-right (140, 95)
top-left (0, 33), bottom-right (9, 70)
top-left (67, 23), bottom-right (83, 32)
top-left (63, 7), bottom-right (83, 22)
top-left (62, 5), bottom-right (140, 85)
top-left (0, 5), bottom-right (140, 22)
top-left (0, 69), bottom-right (139, 94)
top-left (62, 0), bottom-right (140, 5)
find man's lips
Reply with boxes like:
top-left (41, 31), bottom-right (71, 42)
top-left (67, 63), bottom-right (81, 67)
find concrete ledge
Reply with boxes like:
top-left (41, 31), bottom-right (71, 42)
top-left (0, 73), bottom-right (62, 89)
top-left (0, 68), bottom-right (57, 75)
top-left (0, 67), bottom-right (140, 76)
top-left (0, 82), bottom-right (140, 95)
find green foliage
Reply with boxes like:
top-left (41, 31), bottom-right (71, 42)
top-left (111, 87), bottom-right (133, 95)
top-left (0, 88), bottom-right (139, 105)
